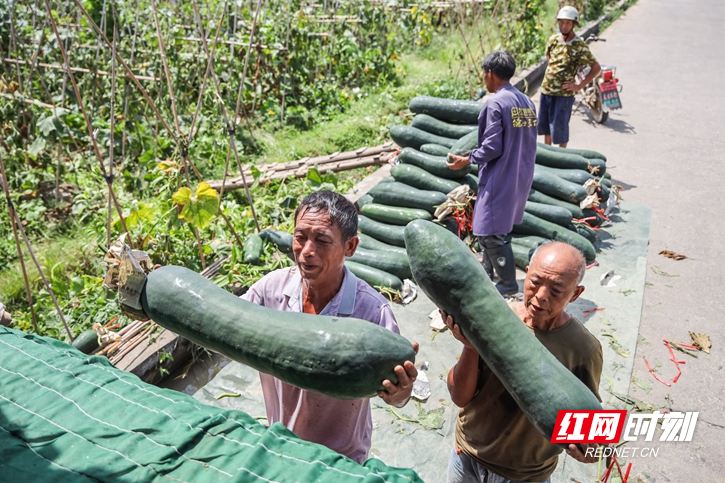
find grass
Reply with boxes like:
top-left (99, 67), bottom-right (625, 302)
top-left (248, 36), bottom-right (476, 166)
top-left (0, 233), bottom-right (98, 304)
top-left (246, 1), bottom-right (566, 167)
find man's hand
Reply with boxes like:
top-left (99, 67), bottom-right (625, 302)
top-left (378, 342), bottom-right (419, 407)
top-left (446, 154), bottom-right (471, 171)
top-left (566, 443), bottom-right (600, 464)
top-left (562, 81), bottom-right (583, 93)
top-left (440, 310), bottom-right (475, 349)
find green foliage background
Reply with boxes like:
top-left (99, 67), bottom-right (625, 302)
top-left (0, 0), bottom-right (619, 341)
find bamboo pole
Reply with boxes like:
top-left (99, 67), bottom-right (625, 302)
top-left (149, 0), bottom-right (206, 269)
top-left (122, 0), bottom-right (142, 158)
top-left (188, 0), bottom-right (246, 249)
top-left (150, 0), bottom-right (182, 137)
top-left (0, 151), bottom-right (72, 340)
top-left (191, 0), bottom-right (261, 232)
top-left (1, 60), bottom-right (161, 82)
top-left (71, 0), bottom-right (176, 142)
top-left (0, 154), bottom-right (39, 333)
top-left (43, 0), bottom-right (133, 245)
top-left (107, 25), bottom-right (118, 252)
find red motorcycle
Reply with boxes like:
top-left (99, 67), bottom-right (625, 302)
top-left (575, 35), bottom-right (622, 124)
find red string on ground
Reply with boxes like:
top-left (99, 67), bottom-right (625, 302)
top-left (600, 459), bottom-right (615, 482)
top-left (644, 358), bottom-right (672, 387)
top-left (623, 462), bottom-right (633, 482)
top-left (663, 339), bottom-right (687, 383)
top-left (583, 307), bottom-right (604, 318)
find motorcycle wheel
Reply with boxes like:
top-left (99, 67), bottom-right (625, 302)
top-left (591, 86), bottom-right (608, 124)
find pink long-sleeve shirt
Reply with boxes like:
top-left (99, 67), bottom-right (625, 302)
top-left (242, 265), bottom-right (400, 463)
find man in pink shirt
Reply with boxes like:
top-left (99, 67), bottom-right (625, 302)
top-left (243, 190), bottom-right (418, 463)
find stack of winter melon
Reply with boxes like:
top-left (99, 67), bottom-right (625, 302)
top-left (347, 96), bottom-right (488, 290)
top-left (511, 143), bottom-right (612, 268)
top-left (351, 96), bottom-right (614, 289)
top-left (260, 95), bottom-right (614, 291)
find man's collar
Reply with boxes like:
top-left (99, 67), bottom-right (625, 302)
top-left (557, 32), bottom-right (579, 45)
top-left (282, 266), bottom-right (357, 316)
top-left (337, 266), bottom-right (357, 316)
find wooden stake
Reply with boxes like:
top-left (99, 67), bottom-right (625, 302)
top-left (0, 154), bottom-right (38, 333)
top-left (0, 151), bottom-right (72, 340)
top-left (43, 0), bottom-right (133, 245)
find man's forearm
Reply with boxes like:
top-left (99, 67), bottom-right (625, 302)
top-left (468, 143), bottom-right (502, 166)
top-left (447, 346), bottom-right (480, 407)
top-left (579, 62), bottom-right (602, 88)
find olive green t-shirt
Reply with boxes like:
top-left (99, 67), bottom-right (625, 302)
top-left (455, 305), bottom-right (603, 482)
top-left (541, 33), bottom-right (597, 97)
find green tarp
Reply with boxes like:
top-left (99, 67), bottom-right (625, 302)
top-left (0, 326), bottom-right (422, 483)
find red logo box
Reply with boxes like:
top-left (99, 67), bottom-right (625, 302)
top-left (551, 410), bottom-right (628, 444)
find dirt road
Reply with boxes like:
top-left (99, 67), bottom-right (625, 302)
top-left (545, 0), bottom-right (725, 480)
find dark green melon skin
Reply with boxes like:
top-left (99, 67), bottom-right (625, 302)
top-left (259, 229), bottom-right (293, 255)
top-left (420, 143), bottom-right (451, 156)
top-left (535, 165), bottom-right (594, 185)
top-left (398, 147), bottom-right (468, 180)
top-left (142, 266), bottom-right (415, 400)
top-left (390, 125), bottom-right (457, 150)
top-left (391, 164), bottom-right (460, 194)
top-left (506, 234), bottom-right (548, 251)
top-left (357, 233), bottom-right (408, 256)
top-left (512, 212), bottom-right (597, 262)
top-left (411, 114), bottom-right (478, 139)
top-left (537, 142), bottom-right (607, 162)
top-left (358, 215), bottom-right (406, 247)
top-left (361, 202), bottom-right (432, 226)
top-left (524, 201), bottom-right (573, 228)
top-left (532, 167), bottom-right (589, 204)
top-left (536, 146), bottom-right (606, 175)
top-left (243, 234), bottom-right (264, 265)
top-left (347, 245), bottom-right (411, 280)
top-left (409, 96), bottom-right (485, 124)
top-left (528, 189), bottom-right (585, 219)
top-left (345, 261), bottom-right (403, 292)
top-left (510, 241), bottom-right (534, 270)
top-left (368, 181), bottom-right (447, 214)
top-left (72, 329), bottom-right (100, 354)
top-left (403, 221), bottom-right (601, 448)
top-left (450, 130), bottom-right (478, 155)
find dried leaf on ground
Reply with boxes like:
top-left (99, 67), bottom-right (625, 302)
top-left (386, 402), bottom-right (445, 431)
top-left (689, 332), bottom-right (711, 354)
top-left (651, 266), bottom-right (679, 277)
top-left (611, 390), bottom-right (665, 413)
top-left (601, 330), bottom-right (631, 358)
top-left (659, 250), bottom-right (688, 260)
top-left (632, 376), bottom-right (652, 394)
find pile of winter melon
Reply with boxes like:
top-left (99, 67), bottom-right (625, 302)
top-left (350, 96), bottom-right (613, 289)
top-left (260, 95), bottom-right (614, 291)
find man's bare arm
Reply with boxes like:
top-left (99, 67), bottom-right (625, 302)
top-left (442, 311), bottom-right (480, 407)
top-left (563, 61), bottom-right (601, 92)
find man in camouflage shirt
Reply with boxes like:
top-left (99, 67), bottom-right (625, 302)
top-left (538, 6), bottom-right (600, 147)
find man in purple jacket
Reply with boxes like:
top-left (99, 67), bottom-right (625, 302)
top-left (447, 50), bottom-right (537, 295)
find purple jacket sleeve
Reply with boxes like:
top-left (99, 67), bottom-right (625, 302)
top-left (469, 102), bottom-right (504, 166)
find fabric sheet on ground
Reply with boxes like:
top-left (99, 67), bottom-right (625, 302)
top-left (0, 326), bottom-right (423, 483)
